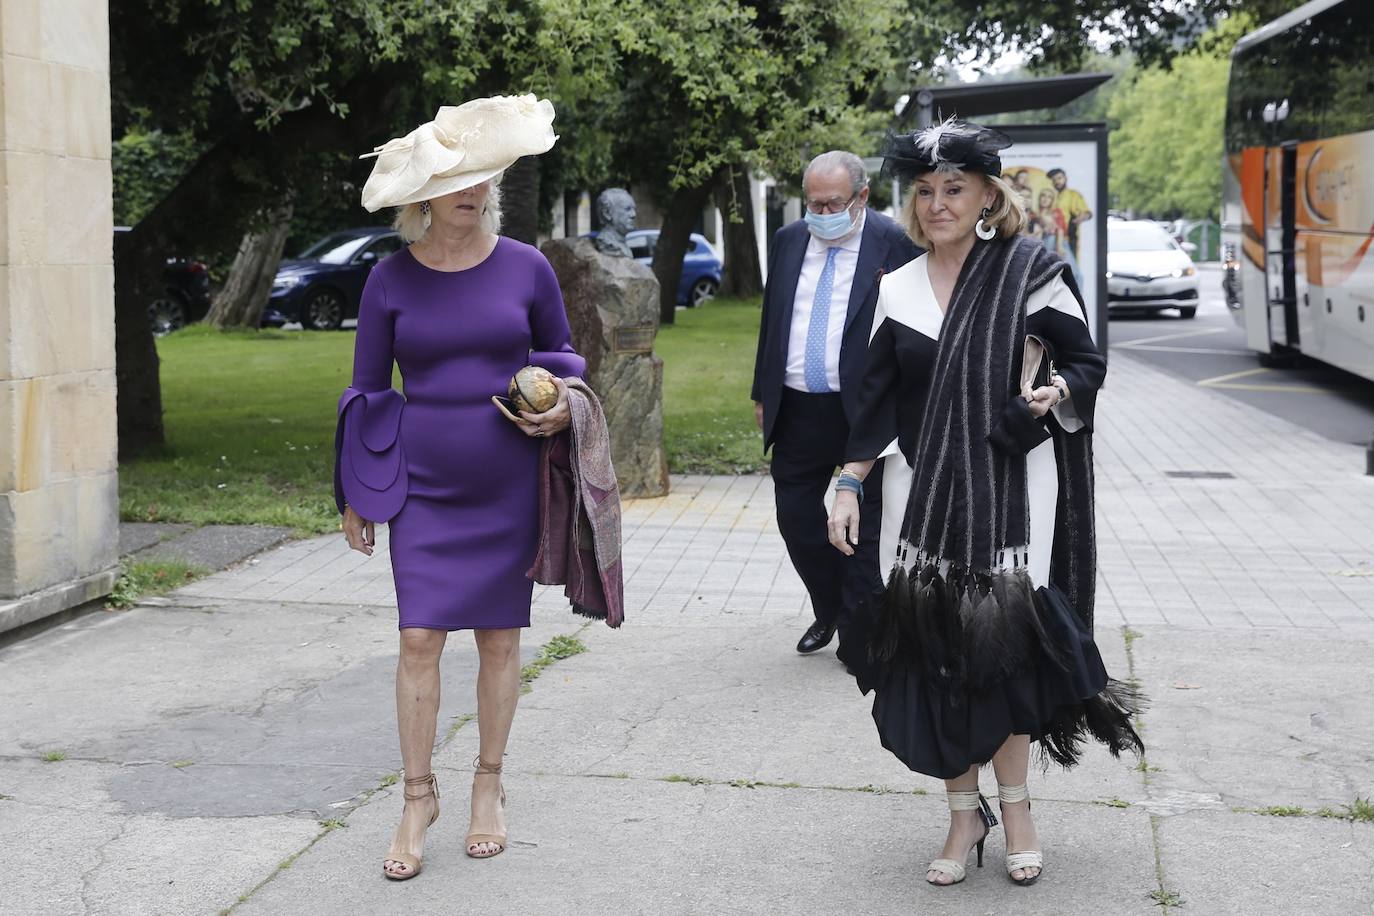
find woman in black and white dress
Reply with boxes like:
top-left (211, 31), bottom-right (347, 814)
top-left (828, 120), bottom-right (1142, 889)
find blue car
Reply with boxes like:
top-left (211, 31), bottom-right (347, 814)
top-left (265, 227), bottom-right (403, 329)
top-left (626, 230), bottom-right (721, 306)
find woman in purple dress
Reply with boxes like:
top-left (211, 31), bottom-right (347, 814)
top-left (334, 96), bottom-right (583, 880)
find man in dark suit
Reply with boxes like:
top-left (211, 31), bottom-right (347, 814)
top-left (751, 151), bottom-right (921, 654)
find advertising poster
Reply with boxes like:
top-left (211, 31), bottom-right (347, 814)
top-left (999, 126), bottom-right (1108, 347)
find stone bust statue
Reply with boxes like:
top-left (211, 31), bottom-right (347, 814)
top-left (594, 188), bottom-right (637, 258)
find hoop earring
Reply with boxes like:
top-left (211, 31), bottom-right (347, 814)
top-left (975, 207), bottom-right (996, 241)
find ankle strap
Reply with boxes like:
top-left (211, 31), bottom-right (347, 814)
top-left (998, 783), bottom-right (1029, 803)
top-left (946, 789), bottom-right (982, 811)
top-left (473, 755), bottom-right (503, 775)
top-left (402, 771), bottom-right (438, 800)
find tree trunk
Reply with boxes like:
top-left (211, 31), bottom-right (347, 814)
top-left (500, 155), bottom-right (540, 244)
top-left (715, 163), bottom-right (762, 298)
top-left (205, 204), bottom-right (294, 329)
top-left (113, 68), bottom-right (408, 458)
top-left (651, 181), bottom-right (715, 325)
top-left (113, 230), bottom-right (167, 457)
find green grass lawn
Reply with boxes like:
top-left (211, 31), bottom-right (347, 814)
top-left (655, 295), bottom-right (769, 476)
top-left (119, 295), bottom-right (767, 534)
top-left (119, 325), bottom-right (355, 535)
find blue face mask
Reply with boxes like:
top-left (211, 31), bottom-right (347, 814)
top-left (804, 206), bottom-right (857, 240)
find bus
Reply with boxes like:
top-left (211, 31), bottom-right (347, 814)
top-left (1221, 0), bottom-right (1374, 381)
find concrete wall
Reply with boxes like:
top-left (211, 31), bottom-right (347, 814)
top-left (0, 0), bottom-right (120, 633)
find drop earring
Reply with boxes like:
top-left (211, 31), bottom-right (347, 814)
top-left (975, 207), bottom-right (996, 241)
top-left (418, 201), bottom-right (431, 216)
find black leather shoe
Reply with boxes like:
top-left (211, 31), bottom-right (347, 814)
top-left (796, 622), bottom-right (837, 654)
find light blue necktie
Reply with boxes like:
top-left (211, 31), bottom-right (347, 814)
top-left (803, 247), bottom-right (841, 392)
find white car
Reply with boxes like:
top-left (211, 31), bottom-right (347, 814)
top-left (1106, 220), bottom-right (1199, 318)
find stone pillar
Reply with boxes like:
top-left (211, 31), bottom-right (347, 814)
top-left (541, 237), bottom-right (669, 498)
top-left (0, 0), bottom-right (120, 634)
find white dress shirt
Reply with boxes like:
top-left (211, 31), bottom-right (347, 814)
top-left (783, 213), bottom-right (866, 392)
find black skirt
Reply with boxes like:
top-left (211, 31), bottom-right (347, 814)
top-left (838, 574), bottom-right (1143, 780)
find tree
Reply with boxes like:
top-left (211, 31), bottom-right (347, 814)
top-left (715, 164), bottom-right (763, 298)
top-left (109, 0), bottom-right (622, 454)
top-left (205, 205), bottom-right (295, 329)
top-left (1107, 17), bottom-right (1251, 218)
top-left (598, 0), bottom-right (907, 323)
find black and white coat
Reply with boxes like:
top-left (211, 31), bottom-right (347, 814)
top-left (846, 253), bottom-right (1100, 583)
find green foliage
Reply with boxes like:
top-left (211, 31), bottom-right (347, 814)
top-left (108, 559), bottom-right (209, 609)
top-left (112, 129), bottom-right (201, 227)
top-left (520, 634), bottom-right (589, 687)
top-left (41, 750), bottom-right (67, 763)
top-left (1107, 16), bottom-right (1253, 220)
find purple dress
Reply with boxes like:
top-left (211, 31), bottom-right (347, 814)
top-left (334, 238), bottom-right (585, 630)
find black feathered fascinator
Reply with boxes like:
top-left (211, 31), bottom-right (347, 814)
top-left (881, 117), bottom-right (1012, 183)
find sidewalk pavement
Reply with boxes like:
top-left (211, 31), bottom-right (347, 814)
top-left (2, 350), bottom-right (1372, 915)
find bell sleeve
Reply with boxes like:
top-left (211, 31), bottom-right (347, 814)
top-left (845, 282), bottom-right (902, 462)
top-left (1025, 270), bottom-right (1105, 433)
top-left (527, 253), bottom-right (587, 379)
top-left (334, 270), bottom-right (408, 522)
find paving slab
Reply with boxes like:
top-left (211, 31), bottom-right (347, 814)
top-left (1129, 625), bottom-right (1374, 810)
top-left (1155, 810), bottom-right (1374, 914)
top-left (236, 773), bottom-right (1159, 916)
top-left (126, 524), bottom-right (293, 572)
top-left (0, 759), bottom-right (320, 916)
top-left (489, 621), bottom-right (1145, 809)
top-left (117, 522), bottom-right (192, 557)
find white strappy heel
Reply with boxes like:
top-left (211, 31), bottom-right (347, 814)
top-left (998, 782), bottom-right (1044, 886)
top-left (927, 789), bottom-right (998, 886)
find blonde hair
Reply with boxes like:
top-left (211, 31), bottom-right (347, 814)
top-left (392, 177), bottom-right (504, 243)
top-left (900, 172), bottom-right (1027, 249)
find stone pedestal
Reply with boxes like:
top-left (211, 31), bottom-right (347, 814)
top-left (541, 238), bottom-right (668, 498)
top-left (0, 0), bottom-right (120, 634)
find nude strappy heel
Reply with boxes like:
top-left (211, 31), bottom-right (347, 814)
top-left (382, 772), bottom-right (440, 881)
top-left (998, 782), bottom-right (1044, 886)
top-left (927, 789), bottom-right (998, 886)
top-left (466, 756), bottom-right (507, 859)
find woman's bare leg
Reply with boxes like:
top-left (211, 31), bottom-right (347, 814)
top-left (991, 734), bottom-right (1040, 881)
top-left (927, 765), bottom-right (983, 885)
top-left (384, 627), bottom-right (447, 877)
top-left (469, 627), bottom-right (522, 854)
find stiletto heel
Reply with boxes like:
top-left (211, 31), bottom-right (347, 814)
top-left (927, 790), bottom-right (998, 886)
top-left (466, 756), bottom-right (507, 858)
top-left (382, 772), bottom-right (440, 881)
top-left (998, 782), bottom-right (1044, 886)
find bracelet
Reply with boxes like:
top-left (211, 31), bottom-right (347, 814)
top-left (1051, 375), bottom-right (1070, 404)
top-left (834, 473), bottom-right (863, 503)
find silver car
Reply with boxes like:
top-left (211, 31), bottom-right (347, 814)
top-left (1106, 220), bottom-right (1200, 318)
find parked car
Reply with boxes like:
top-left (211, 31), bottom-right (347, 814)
top-left (264, 227), bottom-right (403, 329)
top-left (114, 227), bottom-right (212, 336)
top-left (1105, 219), bottom-right (1200, 319)
top-left (627, 230), bottom-right (721, 306)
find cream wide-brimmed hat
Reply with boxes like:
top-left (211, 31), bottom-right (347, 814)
top-left (359, 94), bottom-right (558, 213)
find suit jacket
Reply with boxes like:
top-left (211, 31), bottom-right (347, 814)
top-left (751, 209), bottom-right (922, 448)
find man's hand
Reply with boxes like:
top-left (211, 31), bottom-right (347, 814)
top-left (754, 401), bottom-right (764, 431)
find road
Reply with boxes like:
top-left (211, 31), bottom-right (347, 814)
top-left (1106, 264), bottom-right (1374, 448)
